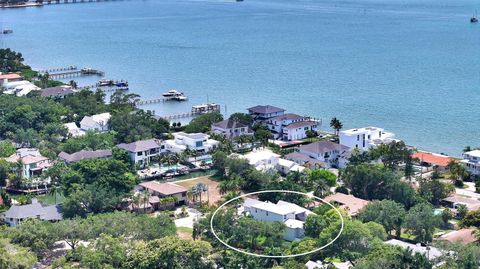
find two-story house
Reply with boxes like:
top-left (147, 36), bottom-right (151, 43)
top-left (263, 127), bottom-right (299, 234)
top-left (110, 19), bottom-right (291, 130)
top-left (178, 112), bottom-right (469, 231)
top-left (462, 150), bottom-right (480, 175)
top-left (5, 148), bottom-right (52, 179)
top-left (164, 132), bottom-right (219, 154)
top-left (243, 199), bottom-right (313, 241)
top-left (80, 112), bottom-right (111, 132)
top-left (294, 141), bottom-right (350, 168)
top-left (117, 139), bottom-right (164, 168)
top-left (339, 126), bottom-right (395, 151)
top-left (247, 105), bottom-right (285, 122)
top-left (211, 119), bottom-right (253, 139)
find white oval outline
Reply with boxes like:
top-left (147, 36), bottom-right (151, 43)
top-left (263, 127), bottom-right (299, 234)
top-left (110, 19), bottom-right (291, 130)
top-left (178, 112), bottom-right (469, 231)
top-left (210, 190), bottom-right (344, 258)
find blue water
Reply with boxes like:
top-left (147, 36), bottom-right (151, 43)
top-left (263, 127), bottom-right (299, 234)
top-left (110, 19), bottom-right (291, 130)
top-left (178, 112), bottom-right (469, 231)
top-left (1, 0), bottom-right (479, 156)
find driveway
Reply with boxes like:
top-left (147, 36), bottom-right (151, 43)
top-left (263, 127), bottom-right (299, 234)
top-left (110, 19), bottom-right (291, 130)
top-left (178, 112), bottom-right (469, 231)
top-left (174, 207), bottom-right (202, 228)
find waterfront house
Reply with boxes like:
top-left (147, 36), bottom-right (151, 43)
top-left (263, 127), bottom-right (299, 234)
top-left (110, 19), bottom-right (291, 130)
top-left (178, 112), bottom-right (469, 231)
top-left (5, 148), bottom-right (52, 179)
top-left (461, 150), bottom-right (480, 176)
top-left (243, 199), bottom-right (313, 241)
top-left (339, 126), bottom-right (395, 151)
top-left (295, 141), bottom-right (350, 168)
top-left (64, 122), bottom-right (85, 137)
top-left (164, 132), bottom-right (219, 154)
top-left (136, 181), bottom-right (188, 210)
top-left (385, 239), bottom-right (443, 261)
top-left (80, 112), bottom-right (111, 132)
top-left (2, 199), bottom-right (62, 227)
top-left (0, 73), bottom-right (22, 86)
top-left (59, 149), bottom-right (112, 164)
top-left (265, 113), bottom-right (320, 141)
top-left (412, 151), bottom-right (454, 172)
top-left (323, 193), bottom-right (369, 216)
top-left (211, 119), bottom-right (253, 139)
top-left (40, 86), bottom-right (75, 98)
top-left (247, 105), bottom-right (285, 121)
top-left (117, 139), bottom-right (164, 168)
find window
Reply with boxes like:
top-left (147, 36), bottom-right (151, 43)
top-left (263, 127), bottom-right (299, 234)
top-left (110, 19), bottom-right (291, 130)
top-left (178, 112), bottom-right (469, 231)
top-left (137, 152), bottom-right (143, 156)
top-left (266, 212), bottom-right (269, 216)
top-left (357, 135), bottom-right (359, 141)
top-left (195, 141), bottom-right (203, 147)
top-left (368, 135), bottom-right (371, 139)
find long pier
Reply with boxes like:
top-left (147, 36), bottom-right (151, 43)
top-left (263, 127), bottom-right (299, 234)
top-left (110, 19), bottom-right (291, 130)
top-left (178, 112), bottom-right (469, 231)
top-left (36, 0), bottom-right (123, 4)
top-left (38, 67), bottom-right (105, 79)
top-left (78, 85), bottom-right (129, 93)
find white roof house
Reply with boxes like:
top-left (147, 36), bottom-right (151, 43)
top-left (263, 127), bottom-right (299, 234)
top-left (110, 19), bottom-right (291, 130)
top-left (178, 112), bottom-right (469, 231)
top-left (243, 199), bottom-right (313, 241)
top-left (164, 132), bottom-right (219, 154)
top-left (385, 239), bottom-right (443, 261)
top-left (2, 80), bottom-right (40, 96)
top-left (339, 126), bottom-right (395, 151)
top-left (462, 150), bottom-right (480, 175)
top-left (80, 112), bottom-right (111, 132)
top-left (306, 261), bottom-right (352, 269)
top-left (64, 122), bottom-right (85, 137)
top-left (237, 149), bottom-right (306, 174)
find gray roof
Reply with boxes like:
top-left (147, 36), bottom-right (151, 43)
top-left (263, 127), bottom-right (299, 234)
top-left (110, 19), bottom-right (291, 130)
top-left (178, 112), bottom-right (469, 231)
top-left (41, 86), bottom-right (75, 97)
top-left (248, 105), bottom-right (285, 114)
top-left (117, 139), bottom-right (162, 153)
top-left (212, 119), bottom-right (249, 129)
top-left (3, 202), bottom-right (62, 221)
top-left (269, 113), bottom-right (304, 121)
top-left (59, 149), bottom-right (112, 163)
top-left (284, 120), bottom-right (318, 130)
top-left (284, 152), bottom-right (326, 166)
top-left (299, 141), bottom-right (350, 154)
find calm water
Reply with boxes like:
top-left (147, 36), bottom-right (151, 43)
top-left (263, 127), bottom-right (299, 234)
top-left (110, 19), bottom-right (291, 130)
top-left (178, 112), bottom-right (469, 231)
top-left (1, 0), bottom-right (479, 155)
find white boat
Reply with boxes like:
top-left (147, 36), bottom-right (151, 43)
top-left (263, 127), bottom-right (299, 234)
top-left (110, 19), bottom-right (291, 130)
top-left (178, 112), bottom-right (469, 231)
top-left (162, 89), bottom-right (184, 97)
top-left (173, 95), bottom-right (188, 101)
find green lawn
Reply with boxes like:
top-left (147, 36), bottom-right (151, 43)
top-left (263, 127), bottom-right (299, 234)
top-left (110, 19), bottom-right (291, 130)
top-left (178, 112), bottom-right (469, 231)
top-left (37, 192), bottom-right (65, 205)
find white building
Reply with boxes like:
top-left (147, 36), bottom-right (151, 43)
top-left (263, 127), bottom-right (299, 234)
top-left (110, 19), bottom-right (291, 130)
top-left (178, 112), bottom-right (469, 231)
top-left (243, 199), bottom-right (313, 241)
top-left (339, 127), bottom-right (395, 151)
top-left (2, 80), bottom-right (40, 96)
top-left (0, 73), bottom-right (22, 87)
top-left (211, 119), bottom-right (253, 139)
top-left (265, 113), bottom-right (319, 141)
top-left (5, 148), bottom-right (52, 179)
top-left (164, 132), bottom-right (219, 154)
top-left (235, 149), bottom-right (304, 174)
top-left (462, 150), bottom-right (480, 175)
top-left (80, 112), bottom-right (111, 132)
top-left (117, 139), bottom-right (164, 168)
top-left (296, 141), bottom-right (350, 168)
top-left (385, 239), bottom-right (443, 261)
top-left (64, 122), bottom-right (85, 137)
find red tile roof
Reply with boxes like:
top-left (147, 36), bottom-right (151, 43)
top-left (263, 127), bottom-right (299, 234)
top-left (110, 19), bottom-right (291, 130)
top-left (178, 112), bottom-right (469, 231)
top-left (412, 152), bottom-right (454, 167)
top-left (0, 73), bottom-right (22, 80)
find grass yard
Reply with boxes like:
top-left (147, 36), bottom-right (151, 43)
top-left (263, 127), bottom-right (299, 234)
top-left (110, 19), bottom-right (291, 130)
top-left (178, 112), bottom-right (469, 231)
top-left (177, 227), bottom-right (193, 240)
top-left (175, 176), bottom-right (223, 205)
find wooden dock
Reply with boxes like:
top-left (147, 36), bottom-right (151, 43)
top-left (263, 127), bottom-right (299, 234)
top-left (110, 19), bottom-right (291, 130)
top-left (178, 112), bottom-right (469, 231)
top-left (39, 67), bottom-right (105, 79)
top-left (77, 85), bottom-right (129, 93)
top-left (158, 103), bottom-right (221, 120)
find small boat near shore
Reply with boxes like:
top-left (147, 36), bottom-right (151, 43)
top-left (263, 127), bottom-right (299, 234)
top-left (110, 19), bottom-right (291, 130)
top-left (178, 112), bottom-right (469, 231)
top-left (2, 29), bottom-right (13, 34)
top-left (98, 79), bottom-right (113, 86)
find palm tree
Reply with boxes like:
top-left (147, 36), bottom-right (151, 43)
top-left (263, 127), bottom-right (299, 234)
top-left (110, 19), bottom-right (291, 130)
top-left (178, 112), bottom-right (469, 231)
top-left (330, 117), bottom-right (343, 136)
top-left (141, 191), bottom-right (151, 213)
